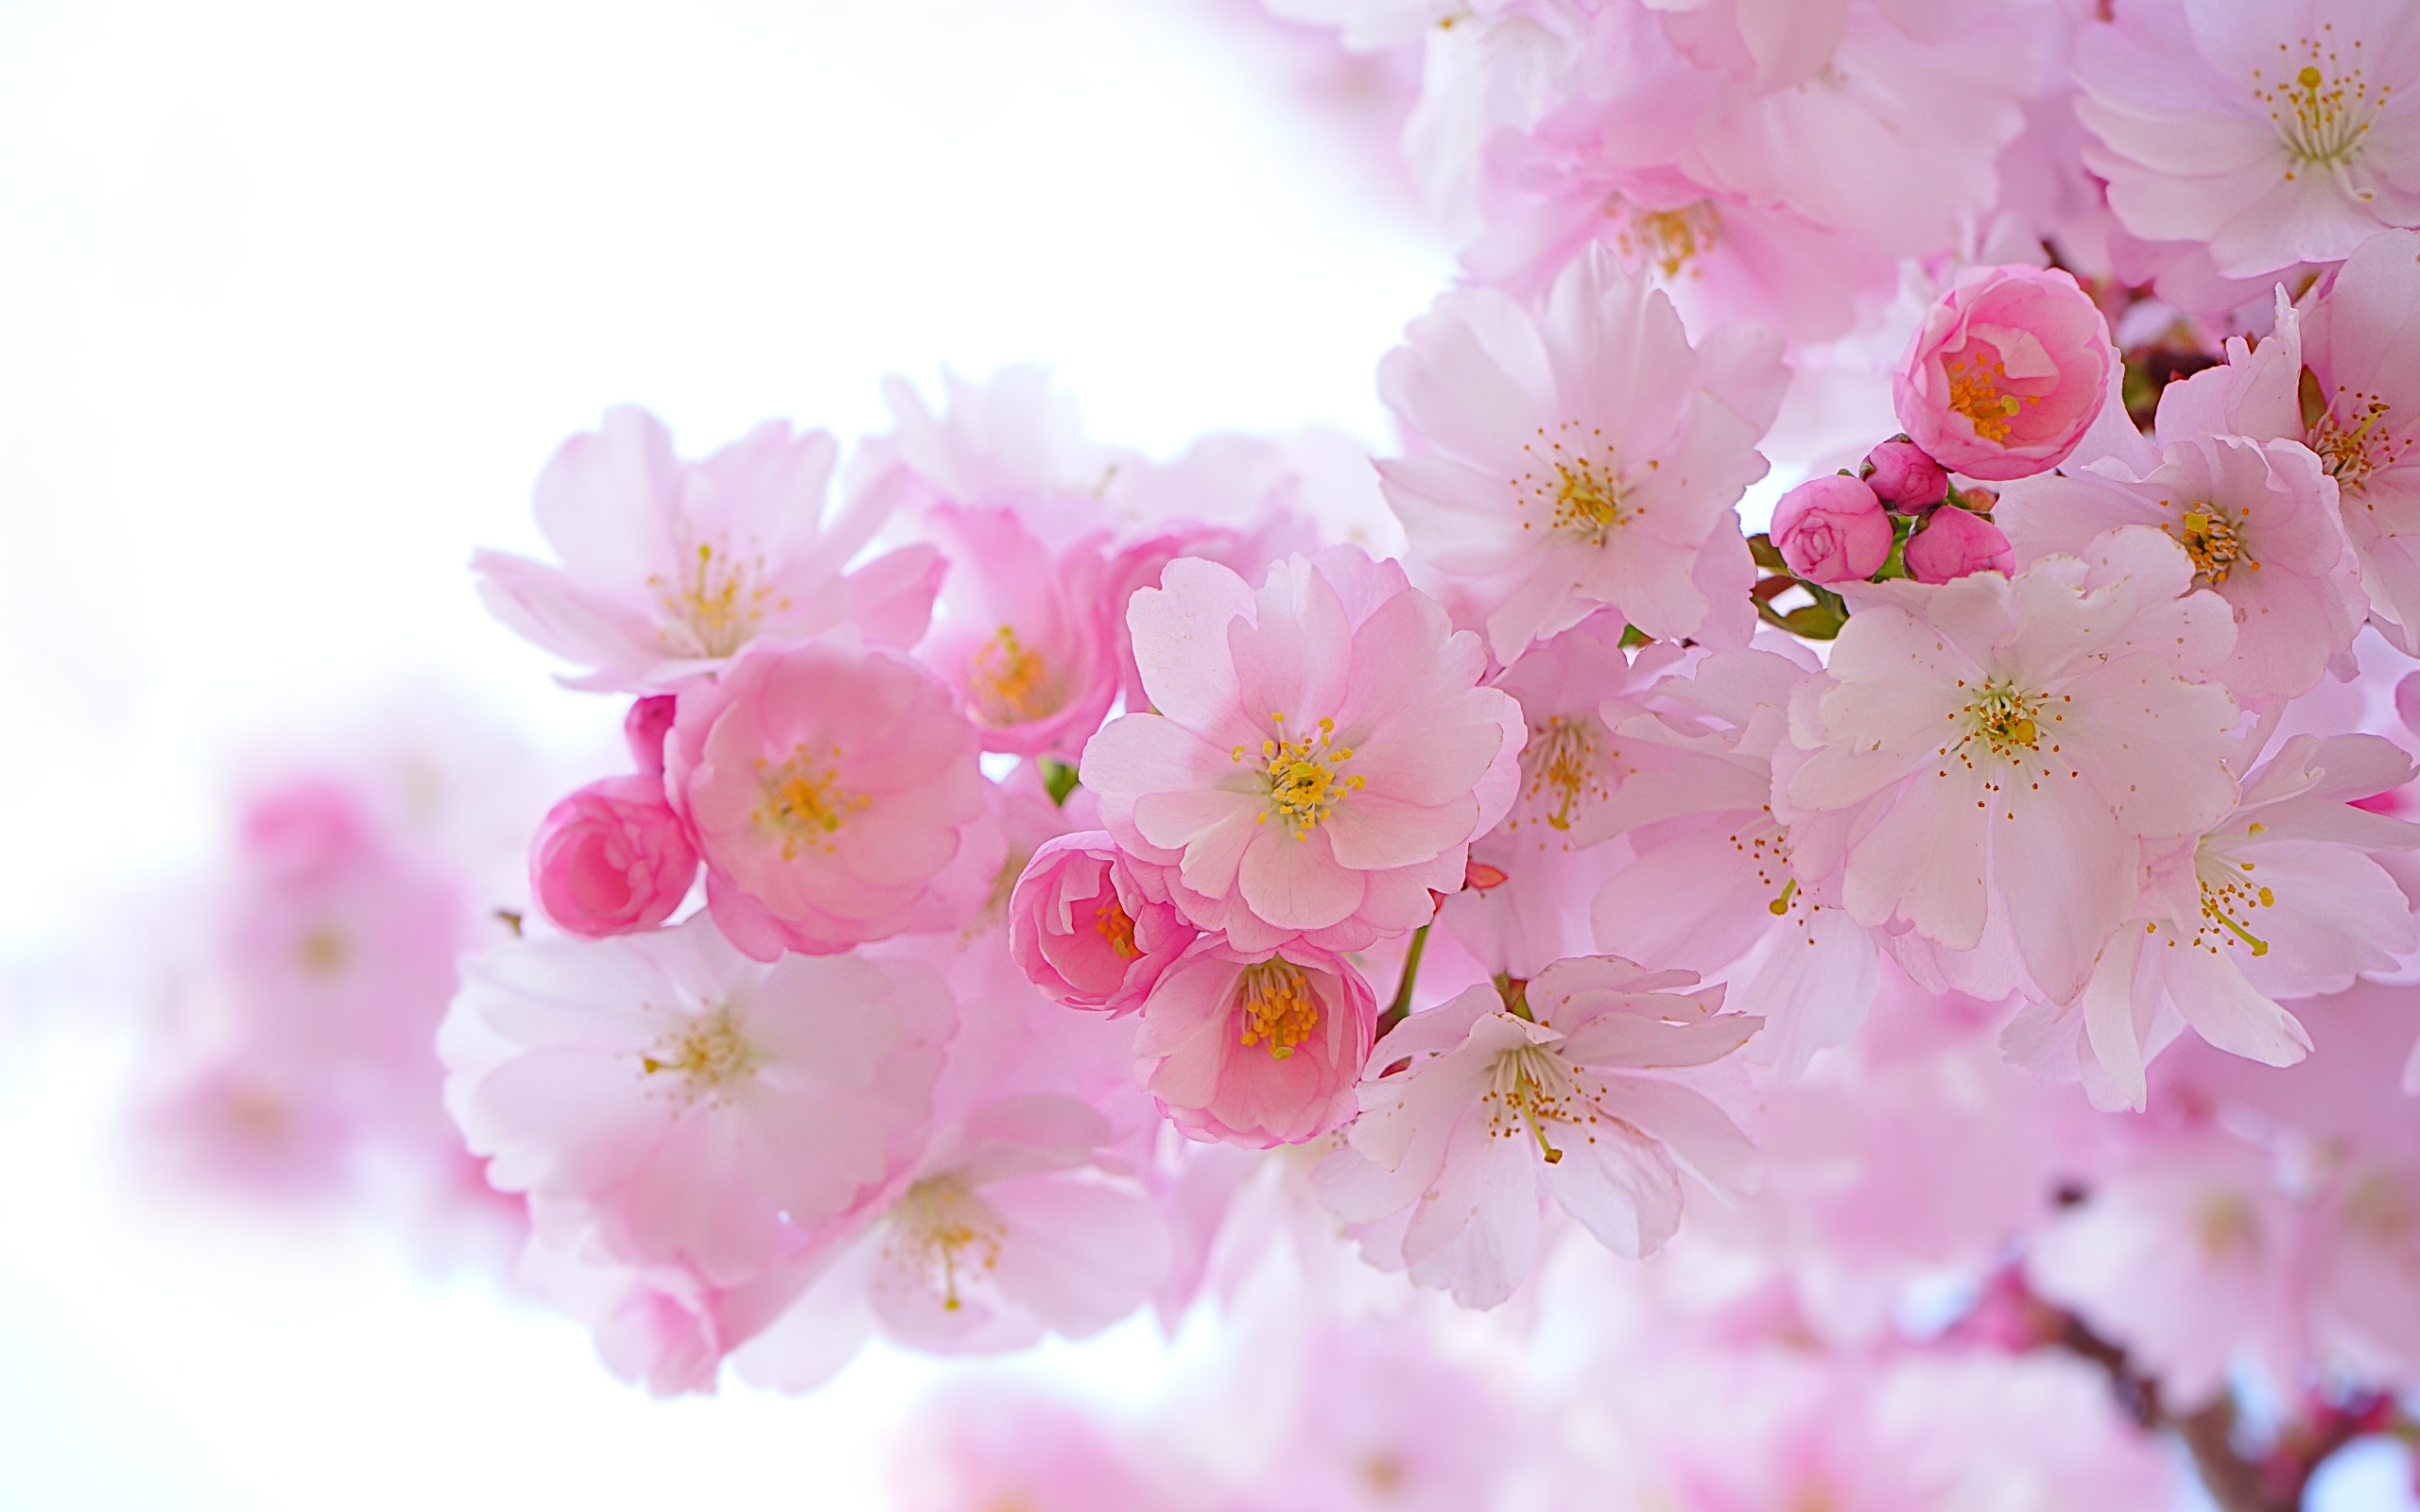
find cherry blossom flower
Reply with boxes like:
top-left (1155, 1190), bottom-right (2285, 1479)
top-left (527, 775), bottom-right (699, 938)
top-left (730, 1097), bottom-right (1166, 1387)
top-left (2302, 229), bottom-right (2420, 651)
top-left (1081, 547), bottom-right (1524, 953)
top-left (1590, 645), bottom-right (1879, 1079)
top-left (1376, 246), bottom-right (1784, 662)
top-left (1776, 527), bottom-right (2241, 1005)
top-left (2003, 732), bottom-right (2418, 1109)
top-left (1009, 831), bottom-right (1199, 1013)
top-left (664, 638), bottom-right (991, 959)
top-left (1134, 936), bottom-right (1378, 1148)
top-left (2075, 0), bottom-right (2420, 282)
top-left (914, 504), bottom-right (1121, 758)
top-left (1490, 612), bottom-right (1689, 856)
top-left (1893, 266), bottom-right (2116, 483)
top-left (440, 912), bottom-right (954, 1286)
top-left (1317, 955), bottom-right (1759, 1308)
top-left (473, 407), bottom-right (943, 691)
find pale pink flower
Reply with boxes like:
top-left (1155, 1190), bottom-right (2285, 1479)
top-left (1771, 474), bottom-right (1890, 585)
top-left (1133, 936), bottom-right (1377, 1148)
top-left (527, 776), bottom-right (699, 938)
top-left (2075, 0), bottom-right (2420, 282)
top-left (440, 912), bottom-right (953, 1285)
top-left (1317, 955), bottom-right (1759, 1308)
top-left (1589, 645), bottom-right (1879, 1079)
top-left (2003, 732), bottom-right (2419, 1110)
top-left (1491, 612), bottom-right (1690, 855)
top-left (854, 366), bottom-right (1133, 554)
top-left (1777, 527), bottom-right (2241, 1004)
top-left (730, 1097), bottom-right (1167, 1385)
top-left (1009, 832), bottom-right (1199, 1014)
top-left (1377, 246), bottom-right (1785, 662)
top-left (2005, 438), bottom-right (2360, 700)
top-left (514, 1239), bottom-right (806, 1398)
top-left (474, 407), bottom-right (942, 691)
top-left (2302, 229), bottom-right (2420, 652)
top-left (665, 638), bottom-right (990, 959)
top-left (1892, 266), bottom-right (2117, 482)
top-left (2027, 1126), bottom-right (2306, 1407)
top-left (1902, 504), bottom-right (2015, 584)
top-left (914, 504), bottom-right (1120, 758)
top-left (1081, 548), bottom-right (1524, 954)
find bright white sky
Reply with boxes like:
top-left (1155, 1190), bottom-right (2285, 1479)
top-left (0, 2), bottom-right (1448, 1507)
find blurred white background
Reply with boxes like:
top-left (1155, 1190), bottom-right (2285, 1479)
top-left (0, 2), bottom-right (1449, 1506)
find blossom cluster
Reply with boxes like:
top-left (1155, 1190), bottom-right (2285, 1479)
top-left (115, 1), bottom-right (2420, 1505)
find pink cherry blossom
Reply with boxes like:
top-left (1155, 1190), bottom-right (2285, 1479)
top-left (2000, 433), bottom-right (2362, 699)
top-left (441, 911), bottom-right (954, 1286)
top-left (1132, 936), bottom-right (1377, 1148)
top-left (2075, 0), bottom-right (2420, 282)
top-left (514, 1239), bottom-right (807, 1397)
top-left (1317, 955), bottom-right (1759, 1308)
top-left (1491, 612), bottom-right (1690, 855)
top-left (664, 637), bottom-right (991, 959)
top-left (2003, 732), bottom-right (2418, 1110)
top-left (1893, 266), bottom-right (2116, 483)
top-left (2302, 229), bottom-right (2420, 652)
top-left (1777, 527), bottom-right (2241, 1005)
top-left (528, 776), bottom-right (699, 938)
top-left (1009, 831), bottom-right (1199, 1013)
top-left (1589, 644), bottom-right (1879, 1079)
top-left (1081, 547), bottom-right (1524, 954)
top-left (730, 1097), bottom-right (1167, 1386)
top-left (914, 503), bottom-right (1121, 758)
top-left (473, 407), bottom-right (943, 691)
top-left (852, 366), bottom-right (1129, 551)
top-left (1377, 245), bottom-right (1784, 662)
top-left (1771, 474), bottom-right (1891, 585)
top-left (1902, 504), bottom-right (2015, 585)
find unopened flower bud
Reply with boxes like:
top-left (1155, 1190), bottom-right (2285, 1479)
top-left (1772, 474), bottom-right (1893, 584)
top-left (1904, 505), bottom-right (2014, 583)
top-left (1863, 438), bottom-right (1950, 512)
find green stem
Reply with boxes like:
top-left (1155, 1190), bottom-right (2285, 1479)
top-left (1374, 923), bottom-right (1429, 1040)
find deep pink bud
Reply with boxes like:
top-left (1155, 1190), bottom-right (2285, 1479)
top-left (530, 775), bottom-right (700, 937)
top-left (624, 696), bottom-right (678, 778)
top-left (1904, 506), bottom-right (2014, 583)
top-left (1863, 438), bottom-right (1950, 512)
top-left (1009, 831), bottom-right (1197, 1014)
top-left (1772, 474), bottom-right (1893, 584)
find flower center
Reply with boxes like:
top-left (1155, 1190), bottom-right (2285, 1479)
top-left (295, 923), bottom-right (352, 976)
top-left (2195, 1191), bottom-right (2259, 1260)
top-left (1958, 679), bottom-right (2049, 761)
top-left (1236, 958), bottom-right (1321, 1059)
top-left (2190, 857), bottom-right (2274, 958)
top-left (2173, 506), bottom-right (2248, 584)
top-left (1241, 714), bottom-right (1363, 838)
top-left (654, 541), bottom-right (773, 659)
top-left (1608, 198), bottom-right (1720, 280)
top-left (755, 745), bottom-right (871, 859)
top-left (888, 1175), bottom-right (1005, 1313)
top-left (1511, 714), bottom-right (1612, 836)
top-left (1514, 423), bottom-right (1634, 547)
top-left (1944, 349), bottom-right (2033, 442)
top-left (1093, 893), bottom-right (1139, 959)
top-left (1483, 1040), bottom-right (1581, 1165)
top-left (640, 1002), bottom-right (762, 1106)
top-left (2255, 39), bottom-right (2381, 176)
top-left (2309, 392), bottom-right (2403, 493)
top-left (967, 625), bottom-right (1059, 726)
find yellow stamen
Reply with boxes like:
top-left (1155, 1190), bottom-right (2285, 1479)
top-left (1944, 350), bottom-right (2033, 442)
top-left (755, 745), bottom-right (871, 859)
top-left (1259, 715), bottom-right (1363, 838)
top-left (968, 625), bottom-right (1058, 726)
top-left (1093, 893), bottom-right (1139, 959)
top-left (1236, 958), bottom-right (1321, 1059)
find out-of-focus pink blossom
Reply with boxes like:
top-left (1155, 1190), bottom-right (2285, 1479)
top-left (665, 638), bottom-right (990, 959)
top-left (473, 407), bottom-right (942, 691)
top-left (1009, 832), bottom-right (1198, 1014)
top-left (1893, 266), bottom-right (2115, 482)
top-left (1771, 474), bottom-right (1891, 584)
top-left (1778, 528), bottom-right (2239, 1004)
top-left (1132, 936), bottom-right (1376, 1148)
top-left (731, 1097), bottom-right (1167, 1386)
top-left (915, 504), bottom-right (1121, 758)
top-left (528, 776), bottom-right (698, 938)
top-left (888, 1383), bottom-right (1183, 1512)
top-left (1318, 955), bottom-right (1759, 1308)
top-left (1902, 505), bottom-right (2015, 585)
top-left (2075, 0), bottom-right (2420, 283)
top-left (1377, 246), bottom-right (1784, 662)
top-left (1863, 439), bottom-right (1949, 513)
top-left (441, 912), bottom-right (953, 1285)
top-left (1082, 547), bottom-right (1523, 954)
